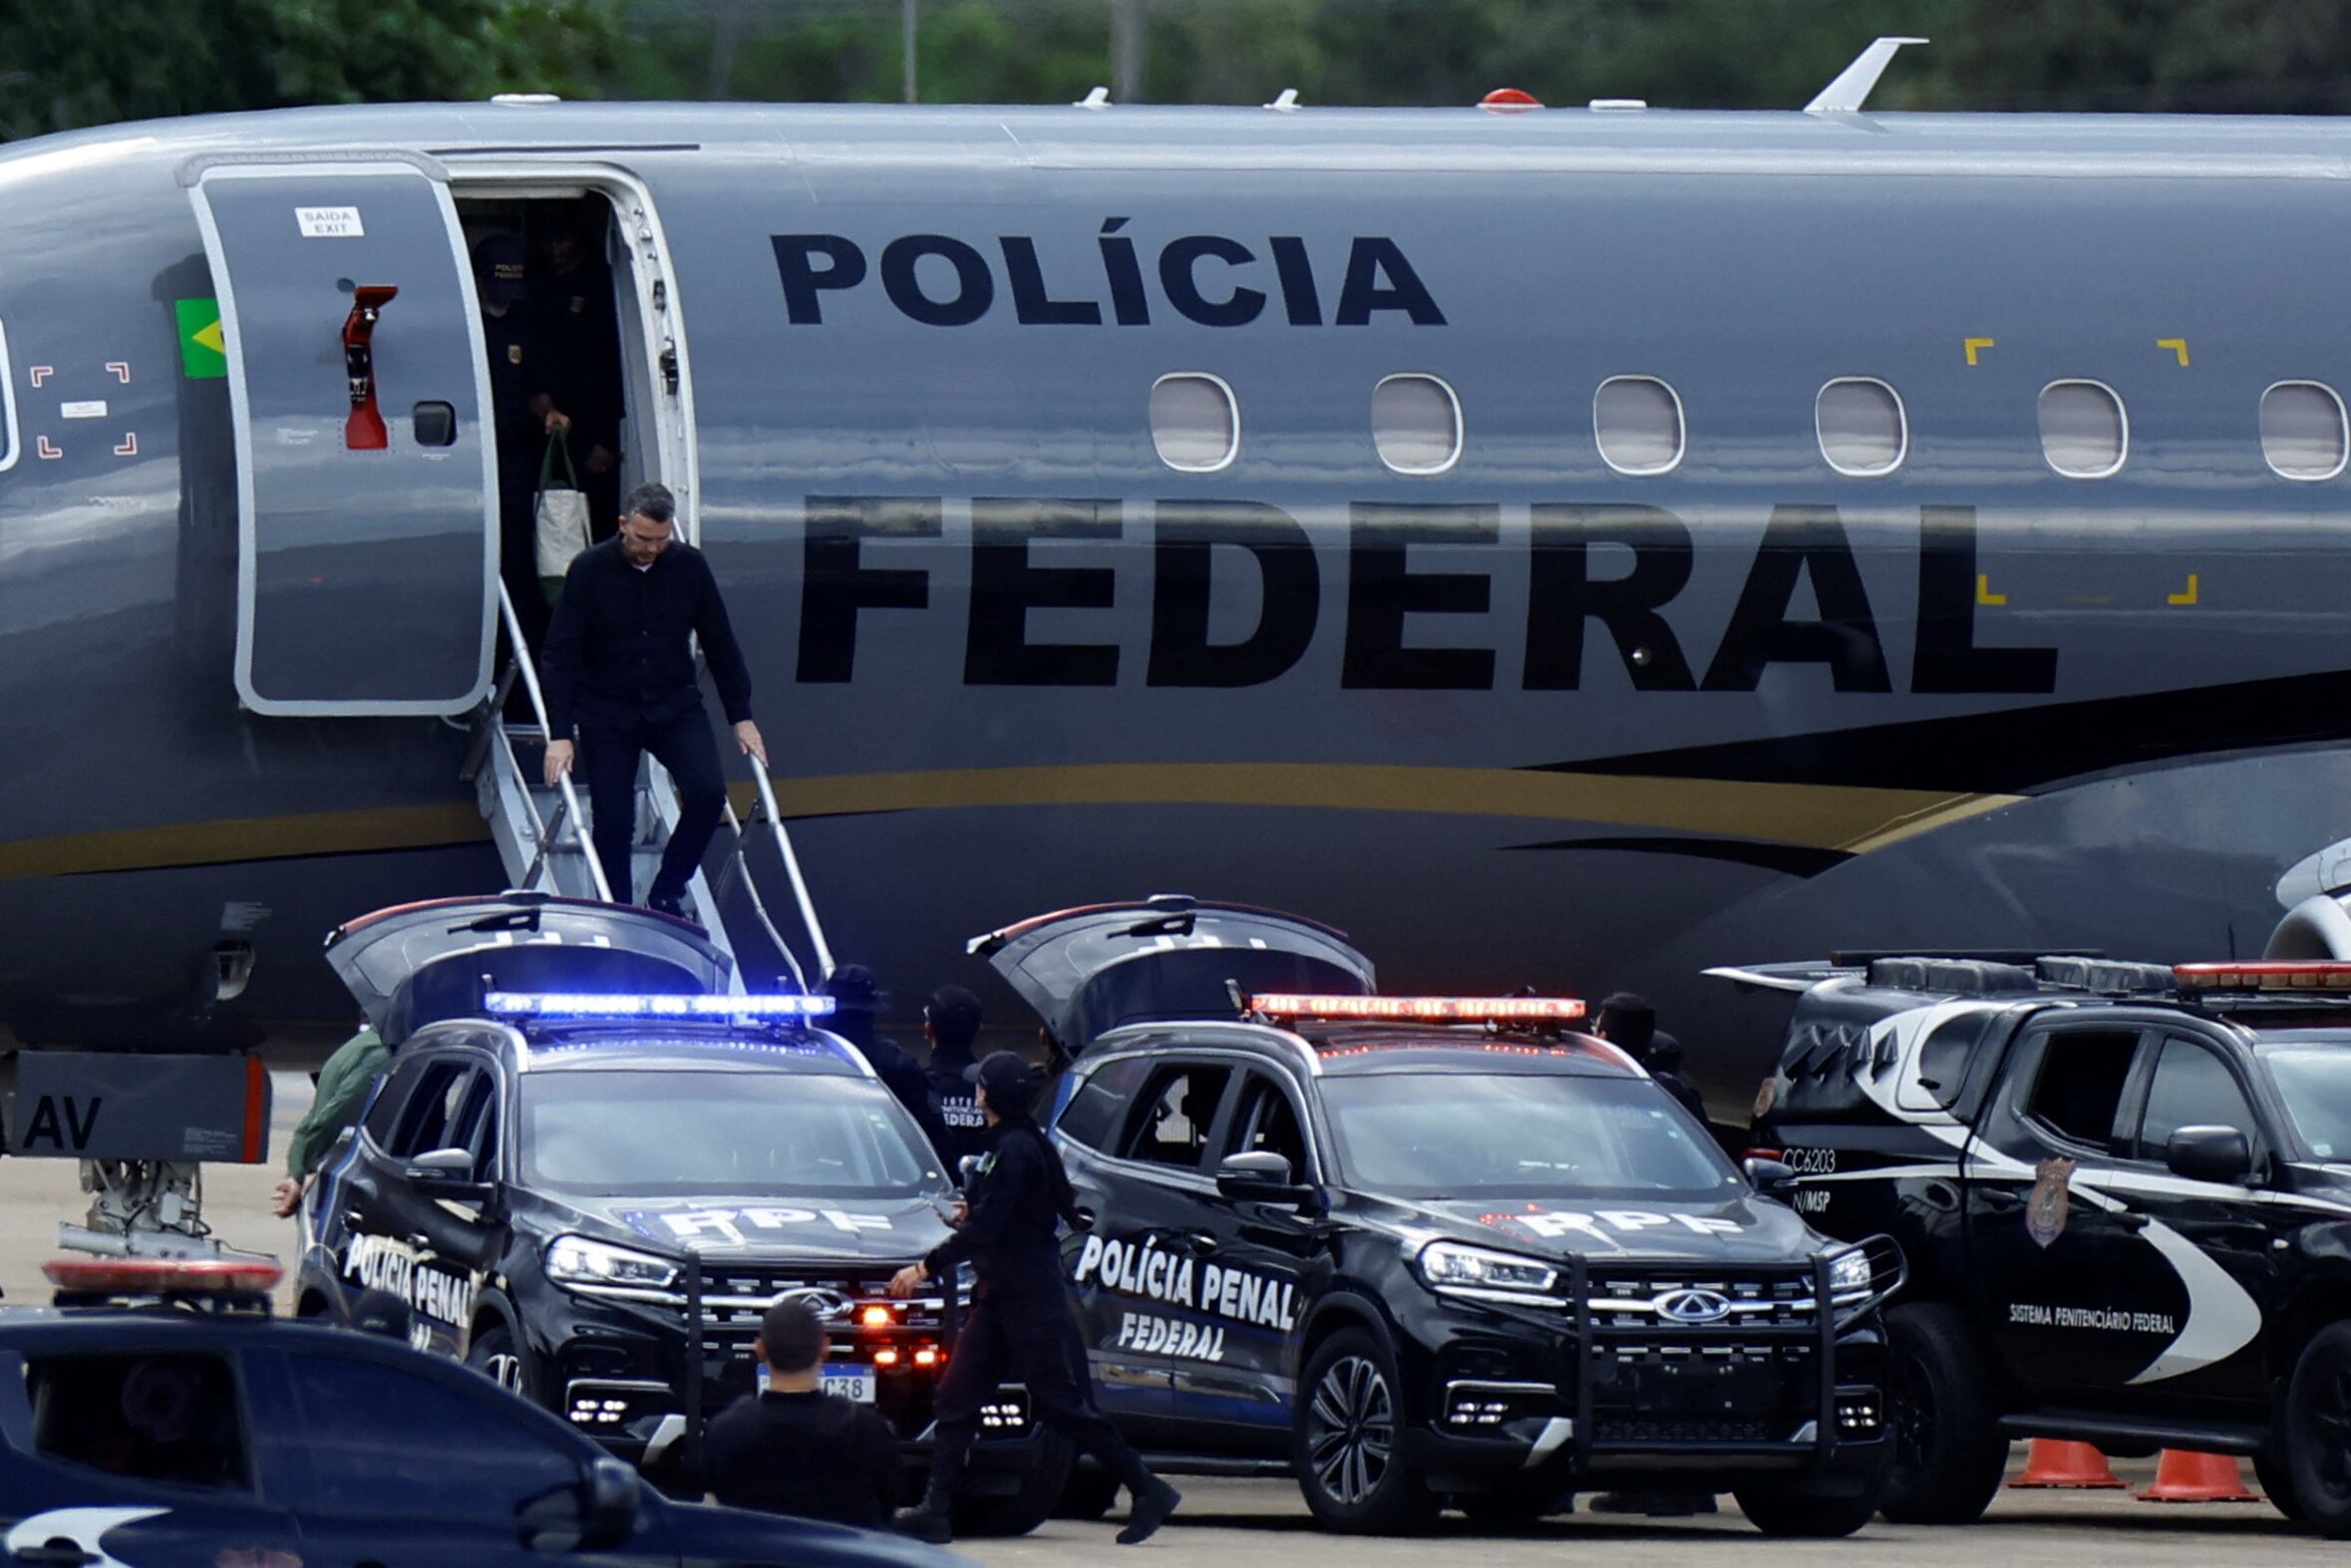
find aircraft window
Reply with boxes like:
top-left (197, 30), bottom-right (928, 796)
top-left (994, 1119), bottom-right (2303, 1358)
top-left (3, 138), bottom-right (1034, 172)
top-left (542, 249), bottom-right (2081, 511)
top-left (1593, 375), bottom-right (1684, 475)
top-left (2038, 380), bottom-right (2128, 479)
top-left (0, 320), bottom-right (17, 472)
top-left (2260, 381), bottom-right (2348, 481)
top-left (1816, 378), bottom-right (1906, 476)
top-left (1372, 373), bottom-right (1462, 474)
top-left (1151, 373), bottom-right (1239, 472)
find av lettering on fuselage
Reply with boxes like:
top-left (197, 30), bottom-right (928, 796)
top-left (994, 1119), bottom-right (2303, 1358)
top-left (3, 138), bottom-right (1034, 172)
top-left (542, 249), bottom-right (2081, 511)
top-left (772, 227), bottom-right (1445, 329)
top-left (799, 502), bottom-right (2057, 696)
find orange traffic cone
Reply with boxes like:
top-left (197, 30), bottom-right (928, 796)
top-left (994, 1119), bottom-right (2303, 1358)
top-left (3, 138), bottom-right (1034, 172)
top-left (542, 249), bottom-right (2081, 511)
top-left (2011, 1439), bottom-right (2125, 1489)
top-left (2136, 1449), bottom-right (2261, 1503)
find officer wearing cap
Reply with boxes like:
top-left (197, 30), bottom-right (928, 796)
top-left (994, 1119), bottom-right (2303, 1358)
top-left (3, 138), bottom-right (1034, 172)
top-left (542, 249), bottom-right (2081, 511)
top-left (1595, 992), bottom-right (1709, 1126)
top-left (887, 1052), bottom-right (1179, 1547)
top-left (921, 985), bottom-right (989, 1168)
top-left (824, 965), bottom-right (953, 1164)
top-left (474, 231), bottom-right (554, 641)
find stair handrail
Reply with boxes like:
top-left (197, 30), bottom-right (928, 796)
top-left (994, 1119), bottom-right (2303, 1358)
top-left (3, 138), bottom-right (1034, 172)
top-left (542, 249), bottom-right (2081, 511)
top-left (744, 764), bottom-right (836, 984)
top-left (499, 581), bottom-right (612, 904)
top-left (717, 792), bottom-right (811, 993)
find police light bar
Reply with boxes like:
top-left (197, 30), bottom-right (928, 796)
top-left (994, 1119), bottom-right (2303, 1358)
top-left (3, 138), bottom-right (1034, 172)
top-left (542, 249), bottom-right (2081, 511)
top-left (43, 1257), bottom-right (284, 1296)
top-left (483, 992), bottom-right (837, 1019)
top-left (2173, 962), bottom-right (2351, 994)
top-left (1248, 993), bottom-right (1587, 1024)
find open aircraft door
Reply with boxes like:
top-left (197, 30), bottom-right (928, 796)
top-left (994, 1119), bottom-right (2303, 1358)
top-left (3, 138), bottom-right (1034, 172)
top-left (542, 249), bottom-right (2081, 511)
top-left (188, 157), bottom-right (496, 715)
top-left (969, 893), bottom-right (1377, 1055)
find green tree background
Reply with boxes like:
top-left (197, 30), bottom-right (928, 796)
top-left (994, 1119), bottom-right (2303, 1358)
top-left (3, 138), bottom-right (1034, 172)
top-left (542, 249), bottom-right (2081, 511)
top-left (12, 0), bottom-right (2351, 141)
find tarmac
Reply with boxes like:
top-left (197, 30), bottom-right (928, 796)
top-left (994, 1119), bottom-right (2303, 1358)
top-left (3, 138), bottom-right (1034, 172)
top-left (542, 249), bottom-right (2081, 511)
top-left (0, 1073), bottom-right (2332, 1565)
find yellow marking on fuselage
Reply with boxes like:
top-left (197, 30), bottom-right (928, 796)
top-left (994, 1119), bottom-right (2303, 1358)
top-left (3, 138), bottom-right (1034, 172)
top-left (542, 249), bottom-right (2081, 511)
top-left (1977, 574), bottom-right (2007, 606)
top-left (2158, 338), bottom-right (2190, 367)
top-left (2168, 573), bottom-right (2200, 606)
top-left (1964, 337), bottom-right (1995, 366)
top-left (0, 767), bottom-right (2025, 879)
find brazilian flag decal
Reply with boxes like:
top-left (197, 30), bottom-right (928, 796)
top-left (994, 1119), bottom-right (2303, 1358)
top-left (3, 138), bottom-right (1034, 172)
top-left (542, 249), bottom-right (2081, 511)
top-left (175, 297), bottom-right (227, 379)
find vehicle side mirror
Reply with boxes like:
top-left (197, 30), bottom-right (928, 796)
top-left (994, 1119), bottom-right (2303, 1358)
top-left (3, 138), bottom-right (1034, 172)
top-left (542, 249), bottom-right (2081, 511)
top-left (579, 1454), bottom-right (641, 1550)
top-left (1216, 1150), bottom-right (1312, 1206)
top-left (405, 1146), bottom-right (489, 1195)
top-left (2166, 1125), bottom-right (2252, 1185)
top-left (1743, 1156), bottom-right (1798, 1196)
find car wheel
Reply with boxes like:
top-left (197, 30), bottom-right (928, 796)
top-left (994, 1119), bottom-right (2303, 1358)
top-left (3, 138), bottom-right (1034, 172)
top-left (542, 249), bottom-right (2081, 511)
top-left (1733, 1476), bottom-right (1883, 1538)
top-left (467, 1319), bottom-right (532, 1402)
top-left (2255, 1448), bottom-right (2305, 1522)
top-left (1292, 1328), bottom-right (1440, 1534)
top-left (2283, 1321), bottom-right (2351, 1537)
top-left (1877, 1303), bottom-right (2008, 1524)
top-left (1054, 1458), bottom-right (1121, 1520)
top-left (953, 1429), bottom-right (1072, 1538)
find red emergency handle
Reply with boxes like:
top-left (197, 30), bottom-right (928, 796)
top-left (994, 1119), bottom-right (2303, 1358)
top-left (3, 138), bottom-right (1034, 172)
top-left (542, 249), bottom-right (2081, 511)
top-left (342, 284), bottom-right (399, 451)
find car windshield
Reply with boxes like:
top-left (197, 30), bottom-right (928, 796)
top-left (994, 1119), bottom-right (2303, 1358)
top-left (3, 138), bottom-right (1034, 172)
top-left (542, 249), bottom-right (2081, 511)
top-left (1319, 1072), bottom-right (1740, 1200)
top-left (2257, 1044), bottom-right (2351, 1160)
top-left (519, 1071), bottom-right (942, 1197)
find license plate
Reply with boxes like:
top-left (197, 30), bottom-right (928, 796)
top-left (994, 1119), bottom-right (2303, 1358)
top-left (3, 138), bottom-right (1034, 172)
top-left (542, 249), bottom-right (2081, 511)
top-left (819, 1366), bottom-right (876, 1403)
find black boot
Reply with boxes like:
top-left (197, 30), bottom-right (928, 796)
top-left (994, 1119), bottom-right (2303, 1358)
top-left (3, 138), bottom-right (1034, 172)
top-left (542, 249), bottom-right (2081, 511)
top-left (894, 1470), bottom-right (954, 1544)
top-left (1117, 1477), bottom-right (1181, 1545)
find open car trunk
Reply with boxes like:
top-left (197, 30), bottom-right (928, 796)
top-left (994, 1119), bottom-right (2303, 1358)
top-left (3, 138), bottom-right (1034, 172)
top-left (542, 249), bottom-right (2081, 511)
top-left (968, 893), bottom-right (1375, 1054)
top-left (325, 894), bottom-right (734, 1044)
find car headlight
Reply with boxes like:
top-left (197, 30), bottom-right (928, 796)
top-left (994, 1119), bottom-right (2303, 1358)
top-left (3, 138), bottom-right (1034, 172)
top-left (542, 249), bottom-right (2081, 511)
top-left (1416, 1240), bottom-right (1559, 1295)
top-left (544, 1235), bottom-right (679, 1292)
top-left (1827, 1248), bottom-right (1872, 1295)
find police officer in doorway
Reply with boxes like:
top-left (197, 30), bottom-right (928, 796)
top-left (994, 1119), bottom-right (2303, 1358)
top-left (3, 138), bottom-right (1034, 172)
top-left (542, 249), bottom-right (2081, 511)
top-left (887, 1052), bottom-right (1179, 1547)
top-left (921, 985), bottom-right (989, 1167)
top-left (824, 965), bottom-right (954, 1165)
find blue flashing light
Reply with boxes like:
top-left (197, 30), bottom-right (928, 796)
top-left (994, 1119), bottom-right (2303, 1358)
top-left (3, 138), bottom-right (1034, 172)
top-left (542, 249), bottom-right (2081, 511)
top-left (484, 992), bottom-right (837, 1020)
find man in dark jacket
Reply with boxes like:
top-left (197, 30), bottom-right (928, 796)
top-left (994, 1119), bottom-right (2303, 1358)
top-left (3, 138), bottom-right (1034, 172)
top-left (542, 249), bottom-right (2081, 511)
top-left (887, 1053), bottom-right (1178, 1547)
top-left (1595, 992), bottom-right (1709, 1125)
top-left (824, 965), bottom-right (954, 1167)
top-left (703, 1298), bottom-right (899, 1529)
top-left (921, 985), bottom-right (989, 1168)
top-left (540, 482), bottom-right (765, 916)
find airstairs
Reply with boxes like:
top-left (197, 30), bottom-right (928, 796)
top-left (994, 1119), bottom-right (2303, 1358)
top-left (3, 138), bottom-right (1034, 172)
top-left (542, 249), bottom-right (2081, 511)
top-left (461, 583), bottom-right (835, 994)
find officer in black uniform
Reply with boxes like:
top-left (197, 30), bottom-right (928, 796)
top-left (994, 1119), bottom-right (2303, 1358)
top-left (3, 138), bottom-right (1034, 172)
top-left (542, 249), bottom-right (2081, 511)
top-left (887, 1052), bottom-right (1179, 1547)
top-left (824, 965), bottom-right (954, 1166)
top-left (921, 985), bottom-right (989, 1168)
top-left (1595, 992), bottom-right (1709, 1125)
top-left (475, 230), bottom-right (552, 643)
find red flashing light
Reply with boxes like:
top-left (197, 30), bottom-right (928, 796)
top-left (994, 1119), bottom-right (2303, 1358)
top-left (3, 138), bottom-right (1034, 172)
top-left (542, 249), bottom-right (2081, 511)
top-left (1250, 993), bottom-right (1585, 1025)
top-left (2174, 961), bottom-right (2351, 993)
top-left (874, 1349), bottom-right (900, 1367)
top-left (1480, 88), bottom-right (1543, 113)
top-left (43, 1257), bottom-right (283, 1296)
top-left (914, 1348), bottom-right (939, 1368)
top-left (859, 1304), bottom-right (893, 1329)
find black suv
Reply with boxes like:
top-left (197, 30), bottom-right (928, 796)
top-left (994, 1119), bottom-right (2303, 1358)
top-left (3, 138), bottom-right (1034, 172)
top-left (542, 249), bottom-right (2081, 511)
top-left (1734, 939), bottom-right (2351, 1536)
top-left (0, 1257), bottom-right (950, 1567)
top-left (972, 897), bottom-right (1903, 1536)
top-left (293, 896), bottom-right (1061, 1535)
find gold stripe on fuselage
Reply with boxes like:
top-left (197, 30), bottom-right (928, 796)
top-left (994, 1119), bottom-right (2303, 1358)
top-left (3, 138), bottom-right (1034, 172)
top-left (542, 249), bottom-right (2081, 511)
top-left (0, 766), bottom-right (2020, 879)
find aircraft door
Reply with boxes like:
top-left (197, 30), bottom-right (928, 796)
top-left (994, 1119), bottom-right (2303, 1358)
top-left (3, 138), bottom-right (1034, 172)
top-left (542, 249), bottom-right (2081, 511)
top-left (189, 159), bottom-right (496, 716)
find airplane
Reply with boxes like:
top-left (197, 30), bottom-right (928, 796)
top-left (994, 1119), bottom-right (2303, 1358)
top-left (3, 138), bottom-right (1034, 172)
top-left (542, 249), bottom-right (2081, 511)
top-left (7, 37), bottom-right (2351, 1125)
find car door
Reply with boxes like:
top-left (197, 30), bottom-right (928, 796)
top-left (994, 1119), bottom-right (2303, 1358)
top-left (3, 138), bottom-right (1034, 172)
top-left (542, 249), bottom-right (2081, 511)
top-left (1962, 1021), bottom-right (2181, 1398)
top-left (1063, 1053), bottom-right (1238, 1442)
top-left (2102, 1030), bottom-right (2278, 1409)
top-left (273, 1342), bottom-right (673, 1567)
top-left (329, 1049), bottom-right (498, 1357)
top-left (1164, 1067), bottom-right (1323, 1453)
top-left (0, 1340), bottom-right (305, 1568)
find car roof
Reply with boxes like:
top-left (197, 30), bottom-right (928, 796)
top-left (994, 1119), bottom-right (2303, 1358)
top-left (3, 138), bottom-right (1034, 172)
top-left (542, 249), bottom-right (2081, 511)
top-left (412, 1019), bottom-right (874, 1079)
top-left (1087, 1019), bottom-right (1641, 1079)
